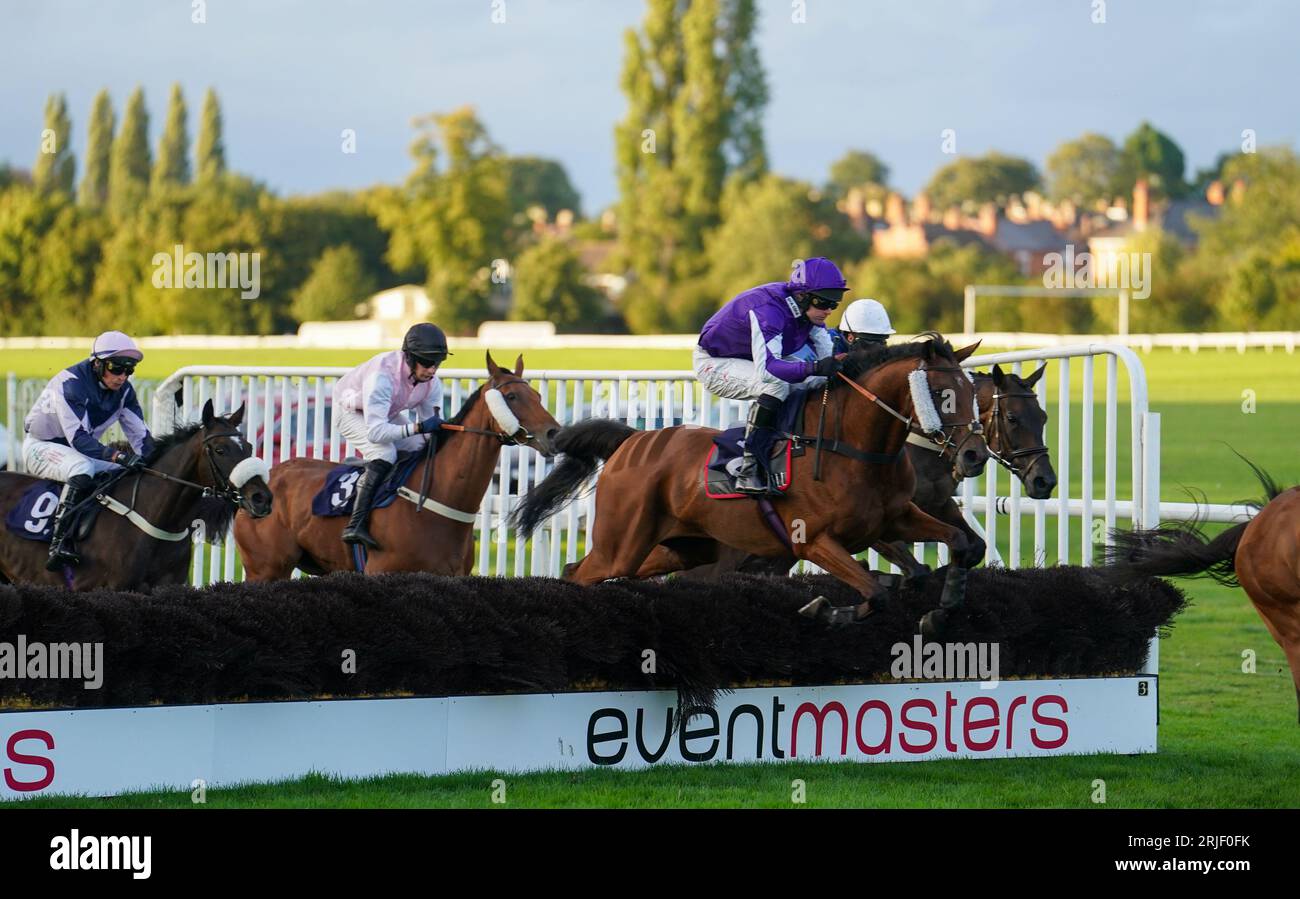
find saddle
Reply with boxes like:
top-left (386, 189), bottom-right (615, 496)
top-left (702, 389), bottom-right (810, 500)
top-left (4, 472), bottom-right (113, 544)
top-left (311, 450), bottom-right (425, 517)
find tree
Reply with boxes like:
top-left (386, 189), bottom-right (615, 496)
top-left (509, 238), bottom-right (604, 330)
top-left (290, 244), bottom-right (377, 322)
top-left (0, 187), bottom-right (63, 334)
top-left (78, 89), bottom-right (115, 209)
top-left (32, 93), bottom-right (75, 196)
top-left (923, 152), bottom-right (1040, 210)
top-left (371, 106), bottom-right (510, 335)
top-left (705, 174), bottom-right (868, 306)
top-left (108, 87), bottom-right (151, 220)
top-left (1120, 121), bottom-right (1186, 200)
top-left (195, 87), bottom-right (226, 183)
top-left (720, 0), bottom-right (767, 184)
top-left (152, 83), bottom-right (191, 191)
top-left (615, 0), bottom-right (771, 333)
top-left (1045, 133), bottom-right (1122, 206)
top-left (826, 150), bottom-right (889, 202)
top-left (503, 156), bottom-right (582, 219)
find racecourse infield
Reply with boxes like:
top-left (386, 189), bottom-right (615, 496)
top-left (2, 344), bottom-right (1297, 807)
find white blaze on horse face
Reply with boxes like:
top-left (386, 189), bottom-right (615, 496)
top-left (485, 388), bottom-right (521, 436)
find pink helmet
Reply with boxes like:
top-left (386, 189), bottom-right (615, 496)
top-left (90, 331), bottom-right (143, 362)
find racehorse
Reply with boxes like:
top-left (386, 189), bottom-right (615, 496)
top-left (510, 335), bottom-right (989, 631)
top-left (690, 362), bottom-right (1056, 579)
top-left (234, 353), bottom-right (560, 579)
top-left (1104, 456), bottom-right (1300, 722)
top-left (0, 400), bottom-right (273, 590)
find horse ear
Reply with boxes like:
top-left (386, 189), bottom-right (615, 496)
top-left (1024, 363), bottom-right (1047, 387)
top-left (953, 340), bottom-right (982, 363)
top-left (201, 399), bottom-right (215, 428)
top-left (228, 402), bottom-right (246, 427)
top-left (514, 355), bottom-right (524, 376)
top-left (485, 350), bottom-right (499, 374)
top-left (992, 363), bottom-right (1006, 387)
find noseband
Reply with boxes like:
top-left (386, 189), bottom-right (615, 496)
top-left (904, 363), bottom-right (985, 479)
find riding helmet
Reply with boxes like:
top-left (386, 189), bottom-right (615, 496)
top-left (402, 323), bottom-right (451, 365)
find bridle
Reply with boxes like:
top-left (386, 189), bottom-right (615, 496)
top-left (907, 363), bottom-right (985, 468)
top-left (442, 377), bottom-right (538, 445)
top-left (982, 387), bottom-right (1051, 478)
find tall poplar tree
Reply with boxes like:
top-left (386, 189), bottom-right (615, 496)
top-left (78, 89), bottom-right (115, 208)
top-left (32, 93), bottom-right (75, 196)
top-left (152, 82), bottom-right (191, 190)
top-left (195, 87), bottom-right (226, 183)
top-left (615, 0), bottom-right (770, 333)
top-left (108, 87), bottom-right (151, 220)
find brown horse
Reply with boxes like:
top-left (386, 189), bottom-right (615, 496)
top-left (0, 400), bottom-right (273, 590)
top-left (688, 362), bottom-right (1057, 580)
top-left (511, 336), bottom-right (988, 631)
top-left (1104, 456), bottom-right (1300, 722)
top-left (235, 353), bottom-right (560, 579)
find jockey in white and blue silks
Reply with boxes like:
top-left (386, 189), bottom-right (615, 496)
top-left (693, 257), bottom-right (849, 496)
top-left (331, 322), bottom-right (450, 551)
top-left (22, 331), bottom-right (155, 569)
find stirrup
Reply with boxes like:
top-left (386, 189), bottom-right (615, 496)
top-left (734, 458), bottom-right (774, 496)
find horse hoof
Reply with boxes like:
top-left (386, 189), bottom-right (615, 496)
top-left (919, 609), bottom-right (948, 639)
top-left (799, 596), bottom-right (830, 620)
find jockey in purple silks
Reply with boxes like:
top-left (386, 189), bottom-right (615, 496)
top-left (22, 331), bottom-right (155, 570)
top-left (694, 257), bottom-right (849, 496)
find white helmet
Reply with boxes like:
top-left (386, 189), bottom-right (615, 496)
top-left (90, 331), bottom-right (143, 362)
top-left (840, 299), bottom-right (895, 336)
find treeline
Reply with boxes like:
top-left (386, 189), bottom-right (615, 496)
top-left (0, 88), bottom-right (590, 336)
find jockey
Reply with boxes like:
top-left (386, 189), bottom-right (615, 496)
top-left (833, 298), bottom-right (896, 352)
top-left (332, 322), bottom-right (450, 550)
top-left (694, 257), bottom-right (849, 495)
top-left (22, 331), bottom-right (154, 570)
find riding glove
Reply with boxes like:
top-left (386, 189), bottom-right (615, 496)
top-left (419, 414), bottom-right (445, 434)
top-left (115, 450), bottom-right (146, 470)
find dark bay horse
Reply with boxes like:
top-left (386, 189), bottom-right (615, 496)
top-left (691, 362), bottom-right (1057, 579)
top-left (1104, 457), bottom-right (1300, 722)
top-left (0, 400), bottom-right (273, 590)
top-left (235, 353), bottom-right (560, 579)
top-left (511, 336), bottom-right (989, 631)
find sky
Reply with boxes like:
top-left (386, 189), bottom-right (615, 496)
top-left (2, 0), bottom-right (1297, 213)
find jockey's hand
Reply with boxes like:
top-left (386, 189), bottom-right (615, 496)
top-left (418, 414), bottom-right (445, 434)
top-left (115, 450), bottom-right (146, 471)
top-left (812, 355), bottom-right (844, 377)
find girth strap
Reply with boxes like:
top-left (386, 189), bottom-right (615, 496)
top-left (95, 494), bottom-right (193, 542)
top-left (396, 487), bottom-right (478, 523)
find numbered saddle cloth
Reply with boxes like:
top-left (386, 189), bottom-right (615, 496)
top-left (4, 480), bottom-right (65, 542)
top-left (310, 450), bottom-right (425, 517)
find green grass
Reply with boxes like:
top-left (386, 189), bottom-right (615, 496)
top-left (3, 344), bottom-right (1298, 807)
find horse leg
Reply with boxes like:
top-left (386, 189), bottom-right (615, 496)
top-left (633, 538), bottom-right (722, 579)
top-left (795, 532), bottom-right (892, 627)
top-left (868, 540), bottom-right (931, 590)
top-left (564, 506), bottom-right (665, 586)
top-left (879, 502), bottom-right (972, 638)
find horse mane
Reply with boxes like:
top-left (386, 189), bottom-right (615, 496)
top-left (835, 331), bottom-right (957, 386)
top-left (143, 420), bottom-right (204, 465)
top-left (435, 384), bottom-right (484, 450)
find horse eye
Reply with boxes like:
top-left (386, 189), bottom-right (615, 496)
top-left (1006, 415), bottom-right (1018, 424)
top-left (505, 393), bottom-right (517, 403)
top-left (215, 446), bottom-right (227, 454)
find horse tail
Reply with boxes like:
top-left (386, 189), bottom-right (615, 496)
top-left (1102, 519), bottom-right (1246, 588)
top-left (509, 419), bottom-right (637, 535)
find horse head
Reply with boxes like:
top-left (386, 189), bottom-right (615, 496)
top-left (480, 351), bottom-right (561, 458)
top-left (985, 363), bottom-right (1057, 499)
top-left (198, 399), bottom-right (273, 518)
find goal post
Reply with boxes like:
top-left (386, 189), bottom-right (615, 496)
top-left (963, 285), bottom-right (1132, 336)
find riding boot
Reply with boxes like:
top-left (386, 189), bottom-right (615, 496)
top-left (45, 474), bottom-right (95, 572)
top-left (735, 398), bottom-right (781, 496)
top-left (342, 459), bottom-right (392, 550)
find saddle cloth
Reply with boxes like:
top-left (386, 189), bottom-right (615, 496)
top-left (4, 472), bottom-right (113, 543)
top-left (701, 389), bottom-right (810, 500)
top-left (311, 450), bottom-right (425, 517)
